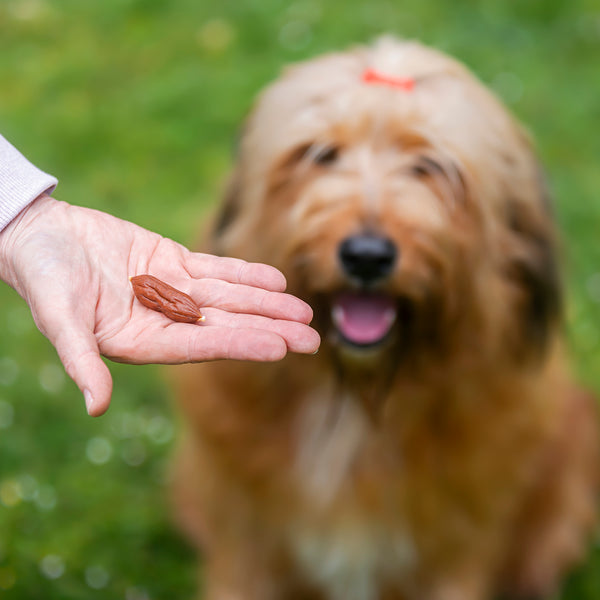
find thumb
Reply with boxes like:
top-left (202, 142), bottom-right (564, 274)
top-left (52, 325), bottom-right (113, 417)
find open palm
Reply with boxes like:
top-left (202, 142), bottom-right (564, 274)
top-left (0, 195), bottom-right (319, 415)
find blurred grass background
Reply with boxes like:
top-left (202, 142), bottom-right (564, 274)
top-left (0, 0), bottom-right (599, 598)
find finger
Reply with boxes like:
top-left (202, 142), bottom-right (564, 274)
top-left (197, 308), bottom-right (321, 354)
top-left (185, 327), bottom-right (289, 362)
top-left (111, 325), bottom-right (290, 363)
top-left (52, 326), bottom-right (113, 417)
top-left (184, 253), bottom-right (287, 292)
top-left (191, 278), bottom-right (313, 324)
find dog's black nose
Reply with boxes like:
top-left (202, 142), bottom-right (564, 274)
top-left (338, 234), bottom-right (397, 284)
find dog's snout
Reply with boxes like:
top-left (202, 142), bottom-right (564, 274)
top-left (338, 234), bottom-right (397, 284)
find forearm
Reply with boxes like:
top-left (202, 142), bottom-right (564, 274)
top-left (0, 133), bottom-right (58, 232)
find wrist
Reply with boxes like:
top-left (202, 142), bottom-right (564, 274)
top-left (0, 193), bottom-right (60, 292)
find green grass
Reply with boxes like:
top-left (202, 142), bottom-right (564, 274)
top-left (1, 0), bottom-right (599, 598)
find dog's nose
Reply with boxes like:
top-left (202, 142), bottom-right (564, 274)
top-left (338, 234), bottom-right (397, 284)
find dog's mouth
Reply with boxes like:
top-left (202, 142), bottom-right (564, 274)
top-left (331, 291), bottom-right (397, 348)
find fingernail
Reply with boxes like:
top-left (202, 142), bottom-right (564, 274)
top-left (84, 389), bottom-right (95, 415)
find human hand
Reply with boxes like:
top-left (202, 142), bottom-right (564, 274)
top-left (0, 194), bottom-right (320, 416)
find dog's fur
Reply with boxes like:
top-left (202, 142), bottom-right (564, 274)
top-left (173, 38), bottom-right (599, 600)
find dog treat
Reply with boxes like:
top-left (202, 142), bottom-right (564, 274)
top-left (130, 274), bottom-right (205, 324)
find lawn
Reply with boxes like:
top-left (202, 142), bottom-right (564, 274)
top-left (0, 0), bottom-right (599, 598)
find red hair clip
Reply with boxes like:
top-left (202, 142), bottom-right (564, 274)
top-left (362, 68), bottom-right (415, 91)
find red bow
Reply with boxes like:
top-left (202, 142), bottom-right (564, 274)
top-left (362, 68), bottom-right (415, 91)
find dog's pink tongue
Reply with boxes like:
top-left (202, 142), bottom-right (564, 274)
top-left (332, 293), bottom-right (397, 345)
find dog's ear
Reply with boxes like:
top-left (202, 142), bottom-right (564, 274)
top-left (214, 171), bottom-right (241, 237)
top-left (210, 170), bottom-right (242, 254)
top-left (210, 120), bottom-right (251, 253)
top-left (505, 175), bottom-right (563, 357)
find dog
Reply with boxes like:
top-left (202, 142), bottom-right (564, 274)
top-left (173, 37), bottom-right (599, 600)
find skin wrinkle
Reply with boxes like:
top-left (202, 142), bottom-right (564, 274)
top-left (53, 322), bottom-right (98, 379)
top-left (131, 234), bottom-right (164, 282)
top-left (186, 325), bottom-right (206, 363)
top-left (95, 289), bottom-right (135, 349)
top-left (106, 324), bottom-right (151, 363)
top-left (198, 280), bottom-right (252, 316)
top-left (236, 259), bottom-right (252, 288)
top-left (176, 243), bottom-right (199, 283)
top-left (0, 203), bottom-right (60, 299)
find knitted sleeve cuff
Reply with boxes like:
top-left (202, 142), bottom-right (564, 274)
top-left (0, 134), bottom-right (58, 231)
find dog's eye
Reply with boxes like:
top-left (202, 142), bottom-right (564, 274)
top-left (410, 156), bottom-right (467, 208)
top-left (313, 145), bottom-right (340, 166)
top-left (411, 157), bottom-right (444, 178)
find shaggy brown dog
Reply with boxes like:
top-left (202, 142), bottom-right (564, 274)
top-left (173, 38), bottom-right (599, 600)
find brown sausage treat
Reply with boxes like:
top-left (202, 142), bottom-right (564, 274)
top-left (130, 274), bottom-right (205, 324)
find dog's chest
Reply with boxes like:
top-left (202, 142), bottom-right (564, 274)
top-left (289, 391), bottom-right (415, 599)
top-left (291, 521), bottom-right (415, 600)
